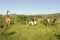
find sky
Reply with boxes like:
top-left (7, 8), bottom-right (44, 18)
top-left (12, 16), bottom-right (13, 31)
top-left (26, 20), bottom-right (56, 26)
top-left (0, 0), bottom-right (60, 15)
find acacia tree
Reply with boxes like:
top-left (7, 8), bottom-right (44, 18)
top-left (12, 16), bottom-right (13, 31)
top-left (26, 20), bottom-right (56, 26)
top-left (17, 15), bottom-right (27, 24)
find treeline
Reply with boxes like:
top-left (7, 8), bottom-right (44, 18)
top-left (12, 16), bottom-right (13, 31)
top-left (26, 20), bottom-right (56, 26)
top-left (0, 13), bottom-right (60, 25)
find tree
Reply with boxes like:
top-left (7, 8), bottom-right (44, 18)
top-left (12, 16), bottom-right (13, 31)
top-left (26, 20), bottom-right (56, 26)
top-left (17, 15), bottom-right (27, 24)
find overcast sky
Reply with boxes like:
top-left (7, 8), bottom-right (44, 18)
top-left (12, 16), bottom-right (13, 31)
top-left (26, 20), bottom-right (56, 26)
top-left (0, 0), bottom-right (60, 15)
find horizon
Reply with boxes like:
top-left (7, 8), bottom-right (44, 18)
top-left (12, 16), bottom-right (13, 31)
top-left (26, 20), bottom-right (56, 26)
top-left (0, 12), bottom-right (60, 15)
top-left (0, 0), bottom-right (60, 15)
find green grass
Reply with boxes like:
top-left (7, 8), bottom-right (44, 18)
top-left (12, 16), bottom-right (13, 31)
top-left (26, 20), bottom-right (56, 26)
top-left (0, 21), bottom-right (60, 40)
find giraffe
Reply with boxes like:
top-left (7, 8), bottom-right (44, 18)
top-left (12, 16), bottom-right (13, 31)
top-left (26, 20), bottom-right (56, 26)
top-left (5, 10), bottom-right (11, 25)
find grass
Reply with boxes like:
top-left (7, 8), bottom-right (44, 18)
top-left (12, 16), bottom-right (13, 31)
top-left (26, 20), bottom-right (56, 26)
top-left (0, 21), bottom-right (60, 40)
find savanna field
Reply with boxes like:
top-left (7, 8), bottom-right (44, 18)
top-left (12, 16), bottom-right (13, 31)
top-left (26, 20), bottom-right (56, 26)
top-left (0, 13), bottom-right (60, 40)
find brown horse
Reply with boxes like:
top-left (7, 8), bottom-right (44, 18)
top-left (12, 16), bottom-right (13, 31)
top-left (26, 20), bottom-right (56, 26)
top-left (5, 16), bottom-right (10, 24)
top-left (43, 18), bottom-right (51, 26)
top-left (51, 18), bottom-right (57, 25)
top-left (43, 18), bottom-right (57, 26)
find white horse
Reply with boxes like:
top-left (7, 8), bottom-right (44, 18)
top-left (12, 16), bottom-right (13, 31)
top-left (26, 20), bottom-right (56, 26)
top-left (29, 21), bottom-right (37, 26)
top-left (47, 18), bottom-right (51, 25)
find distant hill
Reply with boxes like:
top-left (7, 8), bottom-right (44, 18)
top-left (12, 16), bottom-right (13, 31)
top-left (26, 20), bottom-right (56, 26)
top-left (5, 13), bottom-right (60, 18)
top-left (39, 13), bottom-right (60, 18)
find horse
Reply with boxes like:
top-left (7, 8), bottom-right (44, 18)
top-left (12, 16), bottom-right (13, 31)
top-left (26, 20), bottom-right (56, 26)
top-left (5, 16), bottom-right (11, 25)
top-left (43, 18), bottom-right (51, 26)
top-left (29, 21), bottom-right (37, 26)
top-left (51, 18), bottom-right (57, 25)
